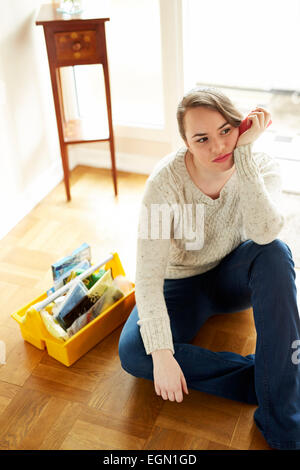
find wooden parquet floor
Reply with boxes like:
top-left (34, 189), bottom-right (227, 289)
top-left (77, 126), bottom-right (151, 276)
top-left (0, 165), bottom-right (298, 451)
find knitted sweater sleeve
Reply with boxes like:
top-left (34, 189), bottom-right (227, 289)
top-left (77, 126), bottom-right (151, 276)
top-left (233, 143), bottom-right (285, 244)
top-left (134, 177), bottom-right (174, 355)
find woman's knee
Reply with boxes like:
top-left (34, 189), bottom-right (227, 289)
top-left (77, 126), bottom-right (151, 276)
top-left (266, 238), bottom-right (291, 253)
top-left (118, 308), bottom-right (151, 377)
top-left (256, 238), bottom-right (293, 264)
top-left (118, 331), bottom-right (153, 379)
top-left (118, 327), bottom-right (136, 372)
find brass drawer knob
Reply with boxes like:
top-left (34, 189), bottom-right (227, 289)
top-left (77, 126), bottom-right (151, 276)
top-left (72, 41), bottom-right (82, 52)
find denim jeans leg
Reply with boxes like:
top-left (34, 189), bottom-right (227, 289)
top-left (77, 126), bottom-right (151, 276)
top-left (248, 240), bottom-right (300, 450)
top-left (163, 270), bottom-right (257, 404)
top-left (213, 238), bottom-right (300, 449)
top-left (119, 264), bottom-right (257, 405)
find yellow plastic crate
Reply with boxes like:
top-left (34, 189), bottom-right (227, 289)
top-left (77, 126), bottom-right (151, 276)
top-left (11, 252), bottom-right (135, 367)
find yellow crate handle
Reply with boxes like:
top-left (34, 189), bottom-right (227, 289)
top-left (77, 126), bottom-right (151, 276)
top-left (32, 253), bottom-right (115, 312)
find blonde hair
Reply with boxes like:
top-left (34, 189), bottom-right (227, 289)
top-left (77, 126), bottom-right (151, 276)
top-left (177, 86), bottom-right (244, 142)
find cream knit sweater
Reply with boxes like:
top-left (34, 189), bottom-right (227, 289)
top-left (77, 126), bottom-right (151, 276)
top-left (135, 143), bottom-right (285, 355)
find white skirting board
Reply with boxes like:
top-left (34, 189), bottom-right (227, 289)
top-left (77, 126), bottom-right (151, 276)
top-left (68, 145), bottom-right (159, 176)
top-left (1, 161), bottom-right (63, 241)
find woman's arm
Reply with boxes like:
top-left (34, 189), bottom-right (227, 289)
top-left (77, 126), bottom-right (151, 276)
top-left (135, 177), bottom-right (189, 401)
top-left (135, 177), bottom-right (174, 355)
top-left (233, 143), bottom-right (285, 244)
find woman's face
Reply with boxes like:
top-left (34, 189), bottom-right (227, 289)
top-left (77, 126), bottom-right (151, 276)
top-left (184, 106), bottom-right (240, 173)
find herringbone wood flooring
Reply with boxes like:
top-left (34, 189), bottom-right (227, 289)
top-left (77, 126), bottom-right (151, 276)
top-left (0, 165), bottom-right (298, 450)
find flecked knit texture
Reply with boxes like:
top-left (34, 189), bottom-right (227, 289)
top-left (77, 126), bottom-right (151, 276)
top-left (135, 143), bottom-right (285, 355)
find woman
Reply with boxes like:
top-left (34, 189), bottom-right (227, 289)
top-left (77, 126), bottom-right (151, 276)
top-left (118, 87), bottom-right (300, 450)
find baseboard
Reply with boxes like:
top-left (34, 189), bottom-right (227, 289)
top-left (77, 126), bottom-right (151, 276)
top-left (1, 161), bottom-right (63, 240)
top-left (68, 145), bottom-right (160, 175)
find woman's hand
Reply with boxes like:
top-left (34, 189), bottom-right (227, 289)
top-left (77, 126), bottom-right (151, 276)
top-left (236, 107), bottom-right (272, 148)
top-left (151, 349), bottom-right (189, 402)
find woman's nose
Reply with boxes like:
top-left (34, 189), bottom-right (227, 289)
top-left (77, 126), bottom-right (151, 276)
top-left (210, 141), bottom-right (226, 156)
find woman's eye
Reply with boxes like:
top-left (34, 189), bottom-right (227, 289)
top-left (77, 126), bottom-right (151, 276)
top-left (197, 127), bottom-right (231, 143)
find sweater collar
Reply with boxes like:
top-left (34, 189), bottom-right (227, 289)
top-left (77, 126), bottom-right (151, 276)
top-left (176, 146), bottom-right (237, 205)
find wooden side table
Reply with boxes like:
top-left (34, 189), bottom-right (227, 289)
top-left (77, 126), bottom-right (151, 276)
top-left (36, 3), bottom-right (118, 201)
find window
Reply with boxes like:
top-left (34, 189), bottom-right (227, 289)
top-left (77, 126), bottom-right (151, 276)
top-left (182, 0), bottom-right (300, 92)
top-left (106, 0), bottom-right (164, 128)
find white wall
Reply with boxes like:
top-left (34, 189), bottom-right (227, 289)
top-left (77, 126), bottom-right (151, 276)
top-left (0, 0), bottom-right (63, 240)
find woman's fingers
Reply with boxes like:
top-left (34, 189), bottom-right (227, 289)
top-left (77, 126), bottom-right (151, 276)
top-left (250, 107), bottom-right (271, 128)
top-left (182, 375), bottom-right (189, 395)
top-left (251, 113), bottom-right (265, 129)
top-left (247, 114), bottom-right (261, 128)
top-left (161, 388), bottom-right (179, 401)
top-left (175, 389), bottom-right (183, 402)
top-left (156, 386), bottom-right (183, 402)
top-left (237, 106), bottom-right (272, 147)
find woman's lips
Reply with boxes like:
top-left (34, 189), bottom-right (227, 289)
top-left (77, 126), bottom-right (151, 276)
top-left (213, 152), bottom-right (232, 163)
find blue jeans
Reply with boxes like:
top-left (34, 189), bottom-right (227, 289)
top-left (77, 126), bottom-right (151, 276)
top-left (118, 239), bottom-right (300, 450)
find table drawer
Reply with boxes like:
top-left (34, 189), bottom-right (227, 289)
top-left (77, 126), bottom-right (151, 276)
top-left (54, 30), bottom-right (101, 62)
